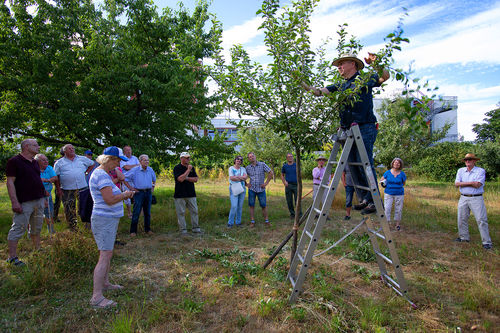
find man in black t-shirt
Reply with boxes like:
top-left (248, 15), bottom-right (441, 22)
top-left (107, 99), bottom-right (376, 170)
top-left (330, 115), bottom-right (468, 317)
top-left (173, 152), bottom-right (201, 234)
top-left (6, 139), bottom-right (46, 266)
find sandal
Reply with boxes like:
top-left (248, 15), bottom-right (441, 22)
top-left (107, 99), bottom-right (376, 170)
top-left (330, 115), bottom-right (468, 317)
top-left (7, 257), bottom-right (25, 267)
top-left (396, 225), bottom-right (401, 231)
top-left (90, 296), bottom-right (117, 309)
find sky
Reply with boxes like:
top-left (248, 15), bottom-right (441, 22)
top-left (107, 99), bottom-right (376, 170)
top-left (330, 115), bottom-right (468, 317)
top-left (155, 0), bottom-right (500, 141)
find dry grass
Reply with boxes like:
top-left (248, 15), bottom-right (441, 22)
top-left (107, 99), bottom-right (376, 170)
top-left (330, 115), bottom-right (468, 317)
top-left (0, 179), bottom-right (499, 332)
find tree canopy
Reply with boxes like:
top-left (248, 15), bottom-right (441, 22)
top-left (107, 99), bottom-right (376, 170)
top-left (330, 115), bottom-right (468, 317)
top-left (0, 0), bottom-right (221, 157)
top-left (472, 104), bottom-right (500, 143)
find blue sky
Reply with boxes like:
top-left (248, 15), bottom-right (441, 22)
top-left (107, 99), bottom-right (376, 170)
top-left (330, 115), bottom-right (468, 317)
top-left (156, 0), bottom-right (500, 141)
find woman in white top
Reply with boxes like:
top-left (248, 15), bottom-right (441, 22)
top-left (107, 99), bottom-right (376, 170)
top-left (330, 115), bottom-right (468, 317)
top-left (89, 147), bottom-right (134, 309)
top-left (227, 155), bottom-right (247, 227)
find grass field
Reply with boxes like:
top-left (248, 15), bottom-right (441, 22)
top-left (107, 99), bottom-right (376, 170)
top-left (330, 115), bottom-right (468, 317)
top-left (0, 179), bottom-right (499, 332)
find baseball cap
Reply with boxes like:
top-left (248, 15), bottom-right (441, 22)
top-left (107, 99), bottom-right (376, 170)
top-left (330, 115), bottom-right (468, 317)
top-left (103, 146), bottom-right (128, 161)
top-left (84, 150), bottom-right (93, 155)
top-left (180, 152), bottom-right (190, 158)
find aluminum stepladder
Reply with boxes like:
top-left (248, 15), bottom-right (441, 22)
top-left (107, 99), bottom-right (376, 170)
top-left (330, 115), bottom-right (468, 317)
top-left (288, 124), bottom-right (410, 304)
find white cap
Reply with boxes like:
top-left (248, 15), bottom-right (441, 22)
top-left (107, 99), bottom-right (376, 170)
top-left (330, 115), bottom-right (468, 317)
top-left (180, 152), bottom-right (190, 158)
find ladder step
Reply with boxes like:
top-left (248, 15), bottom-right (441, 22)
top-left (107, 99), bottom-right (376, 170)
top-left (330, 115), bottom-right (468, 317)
top-left (367, 228), bottom-right (386, 240)
top-left (329, 161), bottom-right (338, 165)
top-left (305, 230), bottom-right (313, 239)
top-left (382, 274), bottom-right (400, 290)
top-left (297, 253), bottom-right (304, 264)
top-left (348, 162), bottom-right (363, 166)
top-left (313, 208), bottom-right (321, 214)
top-left (321, 184), bottom-right (330, 189)
top-left (353, 184), bottom-right (371, 191)
top-left (375, 251), bottom-right (393, 265)
top-left (289, 275), bottom-right (296, 288)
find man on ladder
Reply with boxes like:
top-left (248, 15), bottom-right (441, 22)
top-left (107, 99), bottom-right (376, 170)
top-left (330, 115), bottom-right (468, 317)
top-left (302, 52), bottom-right (390, 214)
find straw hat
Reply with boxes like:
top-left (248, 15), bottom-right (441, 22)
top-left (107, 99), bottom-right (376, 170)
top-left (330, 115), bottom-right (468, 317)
top-left (462, 153), bottom-right (480, 161)
top-left (316, 156), bottom-right (327, 161)
top-left (331, 53), bottom-right (364, 70)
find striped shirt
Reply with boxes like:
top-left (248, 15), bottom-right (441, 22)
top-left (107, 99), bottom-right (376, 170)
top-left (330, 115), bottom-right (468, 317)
top-left (89, 168), bottom-right (124, 218)
top-left (245, 161), bottom-right (271, 193)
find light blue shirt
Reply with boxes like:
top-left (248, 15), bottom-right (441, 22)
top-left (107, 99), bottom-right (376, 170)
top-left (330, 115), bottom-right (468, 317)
top-left (228, 166), bottom-right (247, 186)
top-left (120, 155), bottom-right (140, 181)
top-left (54, 155), bottom-right (94, 190)
top-left (89, 168), bottom-right (124, 218)
top-left (455, 166), bottom-right (485, 195)
top-left (40, 165), bottom-right (56, 193)
top-left (128, 166), bottom-right (156, 190)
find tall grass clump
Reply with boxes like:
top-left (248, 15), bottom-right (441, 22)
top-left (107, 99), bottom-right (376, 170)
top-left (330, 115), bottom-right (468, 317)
top-left (1, 231), bottom-right (97, 296)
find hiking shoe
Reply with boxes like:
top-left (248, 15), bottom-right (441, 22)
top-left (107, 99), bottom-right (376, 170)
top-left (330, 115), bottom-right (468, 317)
top-left (343, 216), bottom-right (351, 221)
top-left (7, 257), bottom-right (25, 267)
top-left (353, 201), bottom-right (368, 210)
top-left (483, 244), bottom-right (493, 250)
top-left (361, 204), bottom-right (376, 215)
top-left (454, 237), bottom-right (469, 243)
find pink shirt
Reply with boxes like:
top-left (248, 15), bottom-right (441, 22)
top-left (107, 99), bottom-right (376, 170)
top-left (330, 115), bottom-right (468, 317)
top-left (312, 167), bottom-right (326, 185)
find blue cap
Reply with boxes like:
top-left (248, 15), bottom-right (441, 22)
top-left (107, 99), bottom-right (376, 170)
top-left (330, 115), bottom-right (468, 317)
top-left (84, 150), bottom-right (93, 155)
top-left (103, 146), bottom-right (128, 161)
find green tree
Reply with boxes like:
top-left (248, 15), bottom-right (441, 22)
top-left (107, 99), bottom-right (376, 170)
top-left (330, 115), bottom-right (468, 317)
top-left (210, 0), bottom-right (421, 257)
top-left (412, 142), bottom-right (474, 181)
top-left (0, 0), bottom-right (220, 157)
top-left (375, 98), bottom-right (450, 168)
top-left (476, 139), bottom-right (500, 181)
top-left (238, 126), bottom-right (293, 177)
top-left (472, 104), bottom-right (500, 143)
top-left (189, 131), bottom-right (236, 170)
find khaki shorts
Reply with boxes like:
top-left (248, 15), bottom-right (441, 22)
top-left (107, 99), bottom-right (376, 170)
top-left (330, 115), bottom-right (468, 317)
top-left (7, 198), bottom-right (45, 241)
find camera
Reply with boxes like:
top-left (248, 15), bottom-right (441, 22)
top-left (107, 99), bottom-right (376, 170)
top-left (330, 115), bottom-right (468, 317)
top-left (380, 179), bottom-right (387, 188)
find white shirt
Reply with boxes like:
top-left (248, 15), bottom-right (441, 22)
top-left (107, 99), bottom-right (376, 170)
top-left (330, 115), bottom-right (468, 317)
top-left (54, 155), bottom-right (94, 190)
top-left (120, 155), bottom-right (140, 181)
top-left (455, 166), bottom-right (485, 195)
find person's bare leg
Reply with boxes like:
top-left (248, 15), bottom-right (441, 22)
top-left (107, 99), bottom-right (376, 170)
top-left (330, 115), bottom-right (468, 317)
top-left (346, 207), bottom-right (351, 217)
top-left (8, 240), bottom-right (18, 259)
top-left (249, 206), bottom-right (255, 221)
top-left (91, 250), bottom-right (114, 304)
top-left (262, 207), bottom-right (268, 220)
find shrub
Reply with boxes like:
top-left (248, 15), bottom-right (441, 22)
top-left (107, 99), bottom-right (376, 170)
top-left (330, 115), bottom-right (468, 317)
top-left (475, 138), bottom-right (500, 180)
top-left (412, 141), bottom-right (474, 181)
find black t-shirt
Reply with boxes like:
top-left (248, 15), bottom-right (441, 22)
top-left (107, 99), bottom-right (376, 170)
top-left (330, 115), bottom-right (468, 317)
top-left (6, 154), bottom-right (45, 203)
top-left (326, 72), bottom-right (380, 127)
top-left (173, 163), bottom-right (198, 198)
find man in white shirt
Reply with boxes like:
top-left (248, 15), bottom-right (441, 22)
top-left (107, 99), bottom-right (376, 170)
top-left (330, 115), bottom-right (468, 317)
top-left (54, 144), bottom-right (94, 230)
top-left (454, 153), bottom-right (492, 250)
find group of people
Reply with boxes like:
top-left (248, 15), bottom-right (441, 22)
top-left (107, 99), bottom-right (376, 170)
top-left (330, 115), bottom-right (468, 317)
top-left (5, 52), bottom-right (493, 308)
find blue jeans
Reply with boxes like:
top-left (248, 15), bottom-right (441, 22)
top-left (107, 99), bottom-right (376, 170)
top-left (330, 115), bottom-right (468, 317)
top-left (228, 186), bottom-right (246, 226)
top-left (345, 185), bottom-right (354, 208)
top-left (43, 195), bottom-right (54, 219)
top-left (348, 123), bottom-right (378, 204)
top-left (248, 190), bottom-right (266, 207)
top-left (131, 190), bottom-right (152, 233)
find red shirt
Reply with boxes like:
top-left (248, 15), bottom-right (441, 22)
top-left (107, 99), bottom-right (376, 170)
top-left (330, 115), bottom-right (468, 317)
top-left (6, 154), bottom-right (45, 203)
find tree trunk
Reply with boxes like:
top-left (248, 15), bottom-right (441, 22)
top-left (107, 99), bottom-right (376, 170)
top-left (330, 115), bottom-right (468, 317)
top-left (290, 147), bottom-right (303, 263)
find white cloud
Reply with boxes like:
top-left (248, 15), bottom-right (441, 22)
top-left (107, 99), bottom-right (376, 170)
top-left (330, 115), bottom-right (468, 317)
top-left (394, 3), bottom-right (500, 68)
top-left (457, 100), bottom-right (497, 141)
top-left (222, 16), bottom-right (263, 50)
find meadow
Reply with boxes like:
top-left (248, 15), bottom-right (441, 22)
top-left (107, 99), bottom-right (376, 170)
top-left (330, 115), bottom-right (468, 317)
top-left (0, 178), bottom-right (499, 332)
